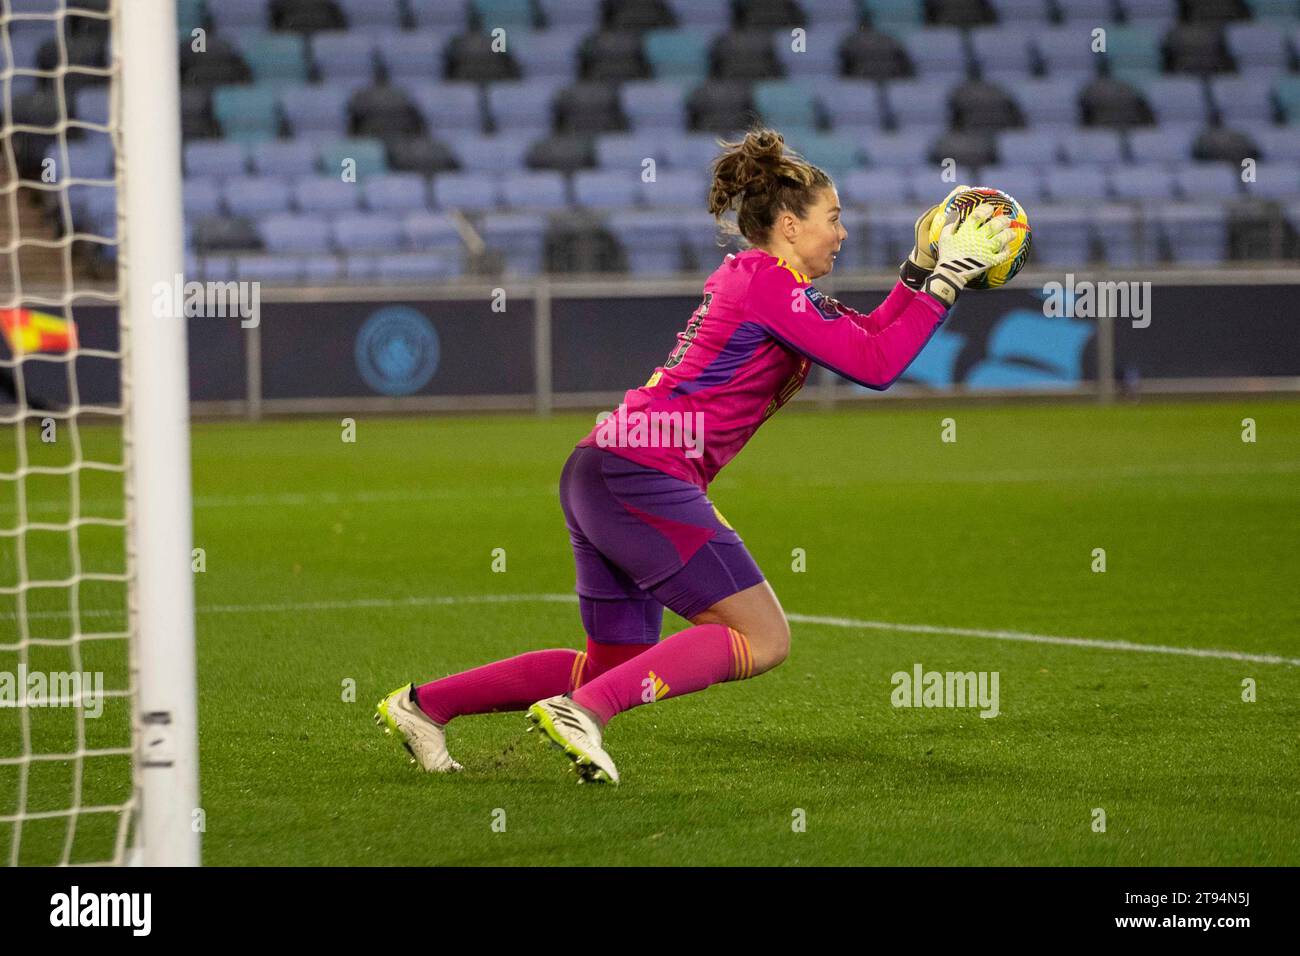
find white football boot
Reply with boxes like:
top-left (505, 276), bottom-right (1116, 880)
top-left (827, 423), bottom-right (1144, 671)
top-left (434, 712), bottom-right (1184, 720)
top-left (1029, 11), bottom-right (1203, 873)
top-left (525, 695), bottom-right (619, 784)
top-left (374, 683), bottom-right (463, 773)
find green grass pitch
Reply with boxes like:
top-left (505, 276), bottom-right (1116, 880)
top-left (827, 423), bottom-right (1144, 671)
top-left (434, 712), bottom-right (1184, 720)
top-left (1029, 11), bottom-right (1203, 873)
top-left (2, 397), bottom-right (1298, 865)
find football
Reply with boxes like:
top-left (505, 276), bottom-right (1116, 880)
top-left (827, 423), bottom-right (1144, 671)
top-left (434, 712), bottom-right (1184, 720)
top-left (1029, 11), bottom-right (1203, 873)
top-left (927, 186), bottom-right (1032, 290)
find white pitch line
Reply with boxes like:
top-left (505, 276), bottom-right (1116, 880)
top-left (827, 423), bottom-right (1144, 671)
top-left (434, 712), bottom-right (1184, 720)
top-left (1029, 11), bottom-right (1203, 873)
top-left (2, 459), bottom-right (1298, 517)
top-left (9, 592), bottom-right (1296, 667)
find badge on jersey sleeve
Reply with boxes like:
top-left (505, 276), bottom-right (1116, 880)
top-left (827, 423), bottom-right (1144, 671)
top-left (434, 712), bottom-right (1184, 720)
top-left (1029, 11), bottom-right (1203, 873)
top-left (802, 286), bottom-right (848, 321)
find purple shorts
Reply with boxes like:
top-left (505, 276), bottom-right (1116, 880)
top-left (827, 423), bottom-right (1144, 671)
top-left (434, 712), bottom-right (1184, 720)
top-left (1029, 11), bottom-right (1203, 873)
top-left (558, 445), bottom-right (765, 645)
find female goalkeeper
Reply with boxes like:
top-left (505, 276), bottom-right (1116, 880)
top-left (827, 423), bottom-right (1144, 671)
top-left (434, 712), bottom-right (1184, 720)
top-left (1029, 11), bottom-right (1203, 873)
top-left (376, 127), bottom-right (1014, 783)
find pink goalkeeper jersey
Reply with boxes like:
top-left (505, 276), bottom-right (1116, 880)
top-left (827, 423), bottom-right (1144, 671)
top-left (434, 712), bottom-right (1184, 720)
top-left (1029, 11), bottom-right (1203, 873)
top-left (577, 247), bottom-right (950, 491)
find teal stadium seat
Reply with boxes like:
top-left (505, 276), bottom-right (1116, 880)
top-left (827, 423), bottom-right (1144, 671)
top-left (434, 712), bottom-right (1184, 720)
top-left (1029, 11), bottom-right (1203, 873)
top-left (787, 132), bottom-right (860, 177)
top-left (860, 0), bottom-right (924, 33)
top-left (212, 85), bottom-right (281, 142)
top-left (1275, 77), bottom-right (1300, 124)
top-left (753, 80), bottom-right (821, 135)
top-left (240, 33), bottom-right (310, 86)
top-left (472, 0), bottom-right (537, 31)
top-left (644, 30), bottom-right (714, 81)
top-left (318, 138), bottom-right (389, 177)
top-left (1103, 26), bottom-right (1163, 88)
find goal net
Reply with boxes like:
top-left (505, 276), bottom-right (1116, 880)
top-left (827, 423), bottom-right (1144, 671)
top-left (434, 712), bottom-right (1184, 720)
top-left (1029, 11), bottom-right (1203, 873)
top-left (1, 0), bottom-right (198, 866)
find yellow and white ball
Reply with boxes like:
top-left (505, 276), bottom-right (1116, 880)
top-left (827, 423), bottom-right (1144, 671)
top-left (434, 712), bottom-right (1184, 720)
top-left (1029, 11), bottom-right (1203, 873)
top-left (927, 187), bottom-right (1032, 290)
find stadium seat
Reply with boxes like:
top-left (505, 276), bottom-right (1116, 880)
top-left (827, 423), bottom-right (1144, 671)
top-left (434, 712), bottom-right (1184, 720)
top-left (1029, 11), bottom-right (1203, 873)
top-left (1209, 75), bottom-right (1277, 125)
top-left (272, 0), bottom-right (347, 31)
top-left (1044, 166), bottom-right (1109, 202)
top-left (183, 179), bottom-right (224, 219)
top-left (478, 211), bottom-right (549, 275)
top-left (236, 254), bottom-right (304, 284)
top-left (1244, 162), bottom-right (1300, 199)
top-left (973, 164), bottom-right (1045, 203)
top-left (1059, 128), bottom-right (1124, 166)
top-left (1008, 77), bottom-right (1084, 127)
top-left (500, 170), bottom-right (569, 209)
top-left (207, 0), bottom-right (272, 32)
top-left (1173, 161), bottom-right (1242, 200)
top-left (1033, 26), bottom-right (1101, 77)
top-left (349, 84), bottom-right (425, 142)
top-left (687, 80), bottom-right (755, 133)
top-left (280, 84), bottom-right (354, 138)
top-left (225, 176), bottom-right (295, 217)
top-left (312, 32), bottom-right (377, 84)
top-left (606, 210), bottom-right (686, 274)
top-left (1109, 163), bottom-right (1177, 200)
top-left (294, 175), bottom-right (363, 213)
top-left (403, 210), bottom-right (462, 249)
top-left (997, 128), bottom-right (1060, 165)
top-left (555, 82), bottom-right (627, 135)
top-left (445, 32), bottom-right (522, 82)
top-left (884, 79), bottom-right (955, 128)
top-left (1223, 21), bottom-right (1293, 72)
top-left (538, 0), bottom-right (603, 32)
top-left (318, 138), bottom-right (388, 176)
top-left (473, 0), bottom-right (538, 30)
top-left (212, 85), bottom-right (282, 141)
top-left (859, 127), bottom-right (942, 166)
top-left (332, 212), bottom-right (405, 252)
top-left (842, 167), bottom-right (904, 204)
top-left (432, 171), bottom-right (501, 211)
top-left (1164, 24), bottom-right (1236, 75)
top-left (186, 141), bottom-right (248, 177)
top-left (637, 168), bottom-right (708, 207)
top-left (362, 173), bottom-right (430, 212)
top-left (250, 140), bottom-right (319, 176)
top-left (238, 33), bottom-right (309, 86)
top-left (621, 80), bottom-right (691, 130)
top-left (572, 169), bottom-right (641, 209)
top-left (511, 30), bottom-right (585, 80)
top-left (595, 132), bottom-right (667, 169)
top-left (450, 133), bottom-right (534, 173)
top-left (899, 27), bottom-right (967, 80)
top-left (1135, 76), bottom-right (1208, 125)
top-left (1126, 124), bottom-right (1199, 162)
top-left (644, 29), bottom-right (716, 81)
top-left (753, 80), bottom-right (822, 134)
top-left (485, 80), bottom-right (563, 135)
top-left (580, 30), bottom-right (651, 83)
top-left (378, 33), bottom-right (448, 82)
top-left (773, 25), bottom-right (845, 80)
top-left (337, 0), bottom-right (404, 32)
top-left (408, 0), bottom-right (474, 29)
top-left (840, 28), bottom-right (912, 80)
top-left (818, 80), bottom-right (886, 129)
top-left (711, 30), bottom-right (782, 81)
top-left (407, 82), bottom-right (483, 135)
top-left (1158, 202), bottom-right (1229, 263)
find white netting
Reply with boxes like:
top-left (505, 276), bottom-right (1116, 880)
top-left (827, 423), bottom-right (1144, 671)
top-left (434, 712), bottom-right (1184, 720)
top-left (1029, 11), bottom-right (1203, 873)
top-left (1, 0), bottom-right (136, 866)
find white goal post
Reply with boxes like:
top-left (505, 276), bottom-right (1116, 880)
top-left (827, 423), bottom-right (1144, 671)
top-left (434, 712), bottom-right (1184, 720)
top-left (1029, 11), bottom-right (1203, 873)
top-left (119, 0), bottom-right (200, 868)
top-left (0, 0), bottom-right (199, 866)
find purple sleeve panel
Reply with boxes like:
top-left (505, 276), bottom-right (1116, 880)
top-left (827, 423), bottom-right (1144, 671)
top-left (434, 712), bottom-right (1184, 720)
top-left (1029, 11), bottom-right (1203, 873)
top-left (744, 266), bottom-right (950, 391)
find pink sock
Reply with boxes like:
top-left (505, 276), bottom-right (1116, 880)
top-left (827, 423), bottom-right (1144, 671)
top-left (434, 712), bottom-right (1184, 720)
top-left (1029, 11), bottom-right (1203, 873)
top-left (572, 624), bottom-right (753, 725)
top-left (413, 639), bottom-right (659, 725)
top-left (415, 648), bottom-right (586, 724)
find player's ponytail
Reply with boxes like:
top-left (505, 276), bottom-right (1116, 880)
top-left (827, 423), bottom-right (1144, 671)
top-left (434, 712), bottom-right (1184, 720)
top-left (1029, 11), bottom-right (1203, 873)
top-left (707, 127), bottom-right (833, 246)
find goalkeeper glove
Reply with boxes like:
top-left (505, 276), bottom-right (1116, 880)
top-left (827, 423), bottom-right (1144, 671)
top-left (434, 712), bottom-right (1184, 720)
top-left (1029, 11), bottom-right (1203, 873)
top-left (899, 184), bottom-right (969, 290)
top-left (922, 202), bottom-right (1015, 308)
